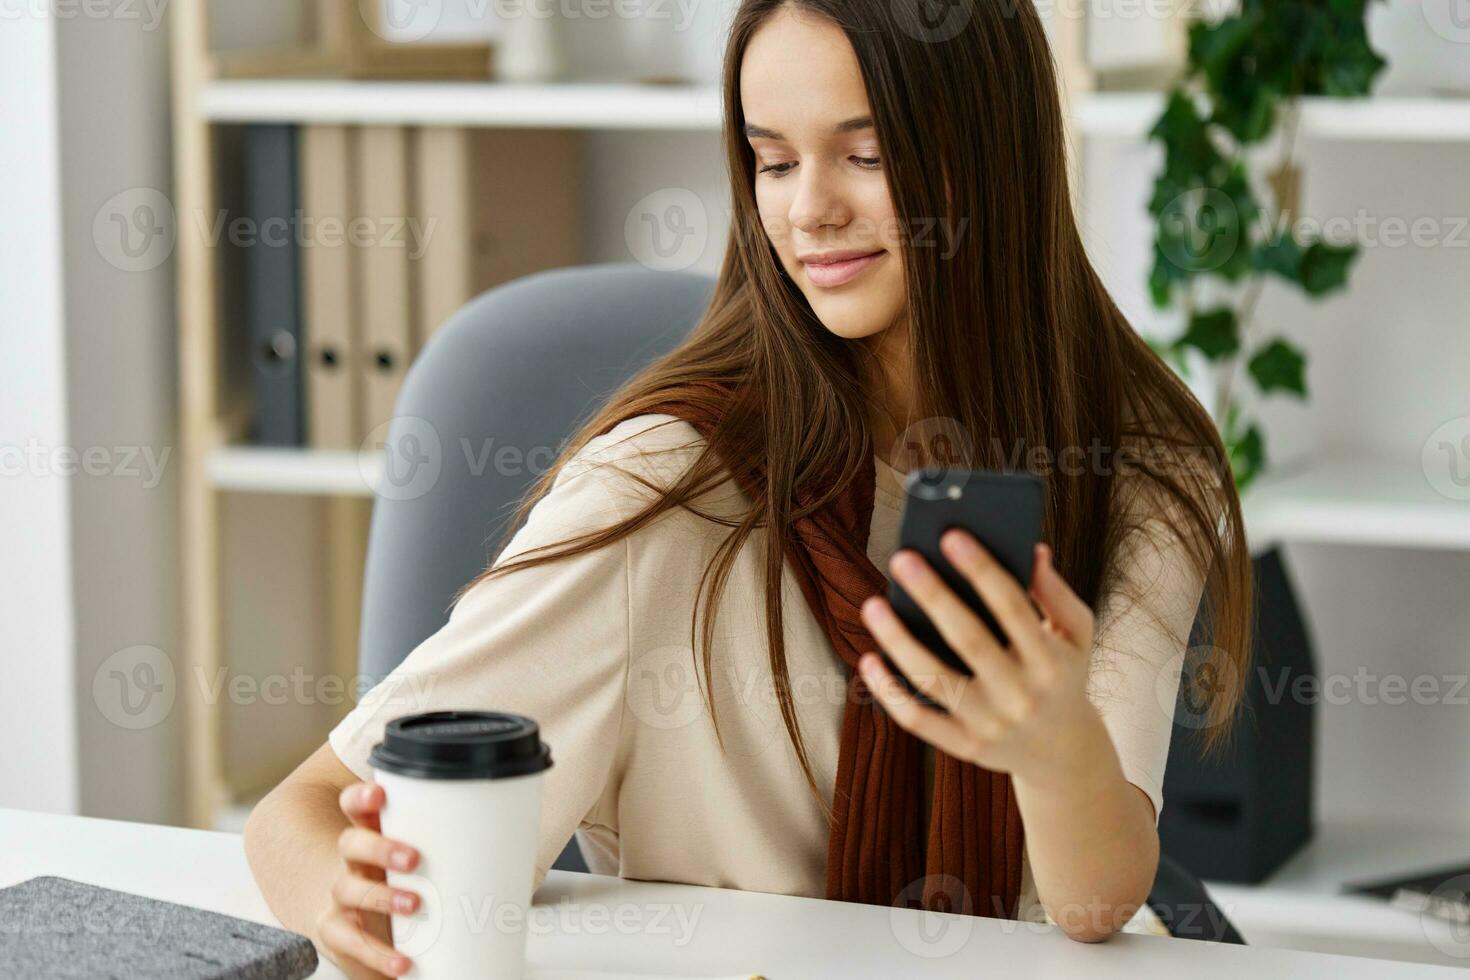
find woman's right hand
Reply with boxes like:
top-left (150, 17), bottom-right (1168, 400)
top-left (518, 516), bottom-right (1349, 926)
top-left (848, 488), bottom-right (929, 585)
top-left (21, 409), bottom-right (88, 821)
top-left (316, 782), bottom-right (421, 979)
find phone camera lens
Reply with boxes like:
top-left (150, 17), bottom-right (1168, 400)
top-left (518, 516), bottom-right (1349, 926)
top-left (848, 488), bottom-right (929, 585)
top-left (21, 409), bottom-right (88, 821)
top-left (907, 467), bottom-right (962, 501)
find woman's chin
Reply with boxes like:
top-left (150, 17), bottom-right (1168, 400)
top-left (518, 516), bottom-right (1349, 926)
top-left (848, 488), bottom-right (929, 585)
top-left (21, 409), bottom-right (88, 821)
top-left (816, 319), bottom-right (897, 343)
top-left (808, 299), bottom-right (900, 342)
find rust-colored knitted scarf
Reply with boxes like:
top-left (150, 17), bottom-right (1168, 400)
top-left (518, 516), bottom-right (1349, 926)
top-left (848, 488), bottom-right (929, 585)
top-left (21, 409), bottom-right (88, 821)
top-left (602, 384), bottom-right (1025, 918)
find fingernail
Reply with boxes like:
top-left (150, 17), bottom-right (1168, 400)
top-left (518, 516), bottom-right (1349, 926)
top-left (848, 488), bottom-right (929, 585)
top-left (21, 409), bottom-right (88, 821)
top-left (392, 955), bottom-right (411, 974)
top-left (942, 530), bottom-right (978, 558)
top-left (393, 892), bottom-right (415, 913)
top-left (891, 551), bottom-right (922, 579)
top-left (392, 847), bottom-right (415, 870)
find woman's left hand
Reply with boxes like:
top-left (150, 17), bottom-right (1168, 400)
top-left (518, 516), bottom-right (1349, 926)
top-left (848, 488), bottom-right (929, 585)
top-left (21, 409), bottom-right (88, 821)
top-left (858, 531), bottom-right (1104, 783)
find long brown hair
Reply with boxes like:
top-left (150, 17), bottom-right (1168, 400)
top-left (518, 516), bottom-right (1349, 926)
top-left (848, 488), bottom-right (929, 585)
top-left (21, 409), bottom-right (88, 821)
top-left (455, 0), bottom-right (1253, 812)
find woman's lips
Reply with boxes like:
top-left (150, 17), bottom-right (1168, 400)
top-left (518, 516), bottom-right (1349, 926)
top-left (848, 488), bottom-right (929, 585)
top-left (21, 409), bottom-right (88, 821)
top-left (802, 250), bottom-right (886, 288)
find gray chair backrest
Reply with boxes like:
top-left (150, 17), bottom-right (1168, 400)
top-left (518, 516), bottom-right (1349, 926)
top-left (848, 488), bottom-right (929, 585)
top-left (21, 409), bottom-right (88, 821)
top-left (358, 263), bottom-right (716, 685)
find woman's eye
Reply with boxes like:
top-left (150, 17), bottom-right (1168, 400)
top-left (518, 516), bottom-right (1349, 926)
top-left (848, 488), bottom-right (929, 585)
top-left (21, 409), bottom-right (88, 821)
top-left (756, 155), bottom-right (878, 176)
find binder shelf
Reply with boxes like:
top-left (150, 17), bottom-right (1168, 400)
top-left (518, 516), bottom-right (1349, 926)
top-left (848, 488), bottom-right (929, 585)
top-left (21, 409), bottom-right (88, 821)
top-left (199, 79), bottom-right (724, 131)
top-left (205, 446), bottom-right (384, 498)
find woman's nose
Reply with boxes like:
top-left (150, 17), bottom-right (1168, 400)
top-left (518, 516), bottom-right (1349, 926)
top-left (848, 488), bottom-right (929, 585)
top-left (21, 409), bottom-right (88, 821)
top-left (789, 169), bottom-right (850, 234)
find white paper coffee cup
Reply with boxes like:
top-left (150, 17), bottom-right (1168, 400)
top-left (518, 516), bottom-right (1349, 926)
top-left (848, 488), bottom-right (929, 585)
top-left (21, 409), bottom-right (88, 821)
top-left (370, 711), bottom-right (553, 980)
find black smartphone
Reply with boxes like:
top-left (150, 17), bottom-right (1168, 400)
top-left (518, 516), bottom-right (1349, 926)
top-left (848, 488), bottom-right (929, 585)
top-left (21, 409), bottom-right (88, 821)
top-left (883, 468), bottom-right (1047, 704)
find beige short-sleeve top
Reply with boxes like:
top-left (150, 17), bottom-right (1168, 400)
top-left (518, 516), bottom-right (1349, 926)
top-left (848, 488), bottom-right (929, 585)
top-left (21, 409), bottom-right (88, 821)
top-left (329, 413), bottom-right (1200, 933)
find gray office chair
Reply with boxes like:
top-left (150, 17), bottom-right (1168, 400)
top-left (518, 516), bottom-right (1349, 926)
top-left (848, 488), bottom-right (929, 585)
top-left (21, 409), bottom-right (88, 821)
top-left (356, 263), bottom-right (715, 871)
top-left (355, 263), bottom-right (1244, 941)
top-left (357, 263), bottom-right (715, 686)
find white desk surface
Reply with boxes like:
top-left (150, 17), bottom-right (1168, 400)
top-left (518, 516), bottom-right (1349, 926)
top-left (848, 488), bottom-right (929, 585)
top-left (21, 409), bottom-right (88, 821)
top-left (1, 807), bottom-right (1461, 979)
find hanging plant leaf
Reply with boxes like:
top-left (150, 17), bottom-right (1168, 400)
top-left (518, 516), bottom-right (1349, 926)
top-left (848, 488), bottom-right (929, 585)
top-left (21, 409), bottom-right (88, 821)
top-left (1320, 34), bottom-right (1388, 96)
top-left (1149, 245), bottom-right (1178, 309)
top-left (1223, 404), bottom-right (1266, 492)
top-left (1217, 164), bottom-right (1262, 280)
top-left (1179, 308), bottom-right (1241, 360)
top-left (1190, 17), bottom-right (1258, 92)
top-left (1142, 0), bottom-right (1387, 491)
top-left (1214, 84), bottom-right (1282, 145)
top-left (1150, 90), bottom-right (1223, 181)
top-left (1249, 339), bottom-right (1309, 397)
top-left (1152, 166), bottom-right (1260, 297)
top-left (1255, 235), bottom-right (1304, 282)
top-left (1192, 12), bottom-right (1289, 145)
top-left (1299, 241), bottom-right (1360, 296)
top-left (1230, 424), bottom-right (1265, 492)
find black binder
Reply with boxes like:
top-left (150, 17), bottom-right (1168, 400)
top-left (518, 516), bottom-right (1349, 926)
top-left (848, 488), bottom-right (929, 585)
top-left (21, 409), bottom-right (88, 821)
top-left (244, 124), bottom-right (305, 447)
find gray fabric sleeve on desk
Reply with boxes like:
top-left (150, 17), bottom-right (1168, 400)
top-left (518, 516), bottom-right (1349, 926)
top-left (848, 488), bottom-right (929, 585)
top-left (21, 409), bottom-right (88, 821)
top-left (0, 876), bottom-right (317, 980)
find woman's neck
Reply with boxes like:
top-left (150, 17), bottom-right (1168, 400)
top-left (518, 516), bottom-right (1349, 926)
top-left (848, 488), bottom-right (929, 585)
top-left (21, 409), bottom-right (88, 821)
top-left (859, 324), bottom-right (914, 458)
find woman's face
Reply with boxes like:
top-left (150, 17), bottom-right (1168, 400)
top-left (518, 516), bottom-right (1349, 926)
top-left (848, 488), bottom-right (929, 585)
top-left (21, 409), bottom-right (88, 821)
top-left (740, 7), bottom-right (907, 342)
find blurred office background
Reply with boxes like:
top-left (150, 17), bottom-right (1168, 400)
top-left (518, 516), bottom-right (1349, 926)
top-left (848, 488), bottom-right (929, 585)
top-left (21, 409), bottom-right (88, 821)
top-left (3, 0), bottom-right (1468, 968)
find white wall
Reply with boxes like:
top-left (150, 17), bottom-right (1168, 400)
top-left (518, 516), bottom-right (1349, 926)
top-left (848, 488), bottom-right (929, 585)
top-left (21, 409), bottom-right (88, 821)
top-left (55, 8), bottom-right (181, 825)
top-left (1370, 3), bottom-right (1470, 97)
top-left (0, 6), bottom-right (180, 823)
top-left (582, 130), bottom-right (730, 277)
top-left (0, 13), bottom-right (79, 817)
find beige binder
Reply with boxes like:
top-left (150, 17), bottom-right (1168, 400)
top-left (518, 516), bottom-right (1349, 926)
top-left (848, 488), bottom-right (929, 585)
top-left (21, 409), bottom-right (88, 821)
top-left (300, 125), bottom-right (361, 449)
top-left (409, 128), bottom-right (583, 345)
top-left (357, 125), bottom-right (414, 438)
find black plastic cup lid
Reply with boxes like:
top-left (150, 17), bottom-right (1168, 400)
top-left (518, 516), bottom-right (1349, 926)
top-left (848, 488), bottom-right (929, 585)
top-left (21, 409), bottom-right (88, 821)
top-left (368, 711), bottom-right (553, 780)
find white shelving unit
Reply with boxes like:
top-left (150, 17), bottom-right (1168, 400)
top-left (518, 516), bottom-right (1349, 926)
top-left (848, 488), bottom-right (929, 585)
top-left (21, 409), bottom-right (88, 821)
top-left (1245, 457), bottom-right (1470, 552)
top-left (198, 79), bottom-right (723, 130)
top-left (201, 81), bottom-right (1470, 143)
top-left (1076, 92), bottom-right (1470, 143)
top-left (1208, 818), bottom-right (1470, 968)
top-left (205, 445), bottom-right (383, 497)
top-left (206, 448), bottom-right (1470, 558)
top-left (1073, 55), bottom-right (1470, 972)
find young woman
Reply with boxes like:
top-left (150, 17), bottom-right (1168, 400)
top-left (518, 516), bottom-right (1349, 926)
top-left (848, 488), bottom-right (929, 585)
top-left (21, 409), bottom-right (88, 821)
top-left (245, 1), bottom-right (1252, 975)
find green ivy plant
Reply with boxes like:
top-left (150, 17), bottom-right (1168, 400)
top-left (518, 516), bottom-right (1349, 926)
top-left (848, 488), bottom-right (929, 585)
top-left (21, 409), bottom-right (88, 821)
top-left (1147, 1), bottom-right (1387, 490)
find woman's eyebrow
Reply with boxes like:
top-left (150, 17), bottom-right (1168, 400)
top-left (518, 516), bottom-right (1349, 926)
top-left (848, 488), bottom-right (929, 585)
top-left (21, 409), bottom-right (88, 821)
top-left (743, 116), bottom-right (874, 140)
